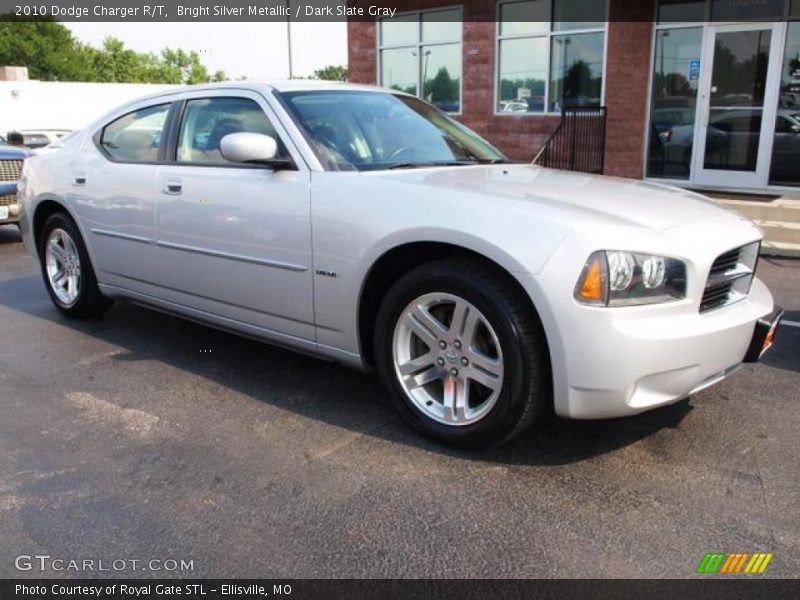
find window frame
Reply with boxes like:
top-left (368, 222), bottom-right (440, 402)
top-left (376, 6), bottom-right (464, 115)
top-left (93, 102), bottom-right (176, 165)
top-left (493, 0), bottom-right (610, 117)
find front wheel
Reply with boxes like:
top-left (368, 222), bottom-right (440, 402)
top-left (39, 212), bottom-right (112, 318)
top-left (375, 258), bottom-right (550, 448)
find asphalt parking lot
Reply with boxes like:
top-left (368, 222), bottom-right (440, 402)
top-left (0, 225), bottom-right (798, 579)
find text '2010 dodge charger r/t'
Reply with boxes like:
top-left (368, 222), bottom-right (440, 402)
top-left (17, 82), bottom-right (783, 448)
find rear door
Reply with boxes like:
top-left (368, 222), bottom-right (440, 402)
top-left (152, 90), bottom-right (315, 342)
top-left (73, 101), bottom-right (174, 288)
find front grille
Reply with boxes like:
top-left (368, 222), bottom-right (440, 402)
top-left (708, 248), bottom-right (740, 276)
top-left (0, 159), bottom-right (23, 182)
top-left (0, 194), bottom-right (15, 207)
top-left (700, 243), bottom-right (759, 313)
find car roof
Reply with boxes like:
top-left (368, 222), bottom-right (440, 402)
top-left (127, 80), bottom-right (402, 106)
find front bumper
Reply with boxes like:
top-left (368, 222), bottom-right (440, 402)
top-left (548, 277), bottom-right (775, 419)
top-left (743, 307), bottom-right (783, 363)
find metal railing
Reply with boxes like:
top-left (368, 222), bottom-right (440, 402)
top-left (532, 106), bottom-right (607, 174)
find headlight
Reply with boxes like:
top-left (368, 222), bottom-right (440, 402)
top-left (575, 250), bottom-right (686, 306)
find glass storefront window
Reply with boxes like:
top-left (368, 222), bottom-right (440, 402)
top-left (549, 33), bottom-right (605, 111)
top-left (499, 1), bottom-right (549, 37)
top-left (658, 0), bottom-right (706, 23)
top-left (552, 0), bottom-right (608, 31)
top-left (498, 37), bottom-right (548, 113)
top-left (421, 43), bottom-right (462, 113)
top-left (379, 14), bottom-right (418, 46)
top-left (711, 0), bottom-right (785, 22)
top-left (496, 0), bottom-right (606, 113)
top-left (703, 29), bottom-right (772, 172)
top-left (770, 22), bottom-right (800, 186)
top-left (378, 10), bottom-right (462, 113)
top-left (421, 9), bottom-right (461, 43)
top-left (380, 48), bottom-right (418, 96)
top-left (646, 27), bottom-right (703, 179)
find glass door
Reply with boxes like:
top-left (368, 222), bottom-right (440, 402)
top-left (693, 23), bottom-right (786, 188)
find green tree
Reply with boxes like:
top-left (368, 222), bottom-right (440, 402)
top-left (423, 67), bottom-right (459, 103)
top-left (312, 65), bottom-right (348, 81)
top-left (0, 17), bottom-right (226, 84)
top-left (0, 17), bottom-right (86, 81)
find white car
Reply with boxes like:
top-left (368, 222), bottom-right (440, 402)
top-left (17, 82), bottom-right (782, 448)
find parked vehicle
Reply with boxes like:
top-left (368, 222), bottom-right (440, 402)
top-left (659, 109), bottom-right (800, 177)
top-left (17, 82), bottom-right (782, 447)
top-left (6, 129), bottom-right (71, 149)
top-left (0, 138), bottom-right (29, 226)
top-left (769, 110), bottom-right (800, 184)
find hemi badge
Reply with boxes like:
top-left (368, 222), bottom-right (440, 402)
top-left (315, 269), bottom-right (337, 278)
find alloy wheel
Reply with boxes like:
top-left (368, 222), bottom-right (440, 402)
top-left (45, 227), bottom-right (82, 307)
top-left (392, 292), bottom-right (504, 426)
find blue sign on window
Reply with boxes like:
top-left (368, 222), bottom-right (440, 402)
top-left (688, 60), bottom-right (700, 82)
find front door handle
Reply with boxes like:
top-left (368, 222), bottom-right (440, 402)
top-left (73, 174), bottom-right (86, 185)
top-left (163, 181), bottom-right (182, 195)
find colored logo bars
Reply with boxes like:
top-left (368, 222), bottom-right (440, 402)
top-left (696, 552), bottom-right (774, 574)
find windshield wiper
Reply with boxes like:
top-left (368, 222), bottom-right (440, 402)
top-left (480, 158), bottom-right (517, 164)
top-left (386, 160), bottom-right (478, 170)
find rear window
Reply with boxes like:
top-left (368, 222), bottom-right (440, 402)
top-left (99, 104), bottom-right (171, 163)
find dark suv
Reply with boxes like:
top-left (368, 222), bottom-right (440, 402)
top-left (0, 135), bottom-right (29, 226)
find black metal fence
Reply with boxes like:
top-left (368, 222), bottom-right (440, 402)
top-left (533, 107), bottom-right (607, 174)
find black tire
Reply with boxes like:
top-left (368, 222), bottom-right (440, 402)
top-left (38, 212), bottom-right (112, 318)
top-left (375, 258), bottom-right (550, 449)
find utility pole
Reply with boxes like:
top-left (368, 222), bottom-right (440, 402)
top-left (286, 0), bottom-right (294, 79)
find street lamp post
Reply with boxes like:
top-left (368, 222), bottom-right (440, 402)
top-left (286, 0), bottom-right (294, 79)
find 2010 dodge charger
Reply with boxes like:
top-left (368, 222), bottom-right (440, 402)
top-left (17, 81), bottom-right (783, 447)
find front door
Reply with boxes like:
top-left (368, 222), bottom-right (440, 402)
top-left (154, 92), bottom-right (315, 343)
top-left (693, 23), bottom-right (785, 188)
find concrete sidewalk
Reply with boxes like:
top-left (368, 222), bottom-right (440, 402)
top-left (708, 193), bottom-right (800, 258)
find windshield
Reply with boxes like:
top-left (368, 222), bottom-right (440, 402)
top-left (277, 90), bottom-right (508, 171)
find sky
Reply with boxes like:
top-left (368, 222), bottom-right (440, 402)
top-left (65, 22), bottom-right (348, 80)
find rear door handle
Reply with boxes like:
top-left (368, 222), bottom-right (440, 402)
top-left (163, 181), bottom-right (182, 195)
top-left (73, 174), bottom-right (86, 185)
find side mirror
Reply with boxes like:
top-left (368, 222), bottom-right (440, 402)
top-left (220, 132), bottom-right (278, 164)
top-left (6, 131), bottom-right (24, 146)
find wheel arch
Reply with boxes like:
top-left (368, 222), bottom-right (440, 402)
top-left (32, 198), bottom-right (94, 263)
top-left (356, 241), bottom-right (552, 380)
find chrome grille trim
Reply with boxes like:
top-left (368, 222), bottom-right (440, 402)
top-left (0, 159), bottom-right (23, 182)
top-left (700, 243), bottom-right (759, 313)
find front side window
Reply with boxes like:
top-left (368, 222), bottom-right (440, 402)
top-left (177, 97), bottom-right (285, 165)
top-left (497, 0), bottom-right (607, 114)
top-left (100, 103), bottom-right (170, 163)
top-left (378, 8), bottom-right (462, 113)
top-left (279, 90), bottom-right (505, 171)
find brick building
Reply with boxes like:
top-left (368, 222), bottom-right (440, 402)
top-left (348, 0), bottom-right (800, 193)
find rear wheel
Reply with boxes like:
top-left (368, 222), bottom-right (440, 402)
top-left (375, 258), bottom-right (549, 448)
top-left (39, 212), bottom-right (112, 318)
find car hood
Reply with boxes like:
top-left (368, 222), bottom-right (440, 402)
top-left (0, 146), bottom-right (30, 159)
top-left (369, 164), bottom-right (744, 232)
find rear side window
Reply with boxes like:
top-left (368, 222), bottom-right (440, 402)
top-left (99, 104), bottom-right (171, 163)
top-left (177, 97), bottom-right (286, 165)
